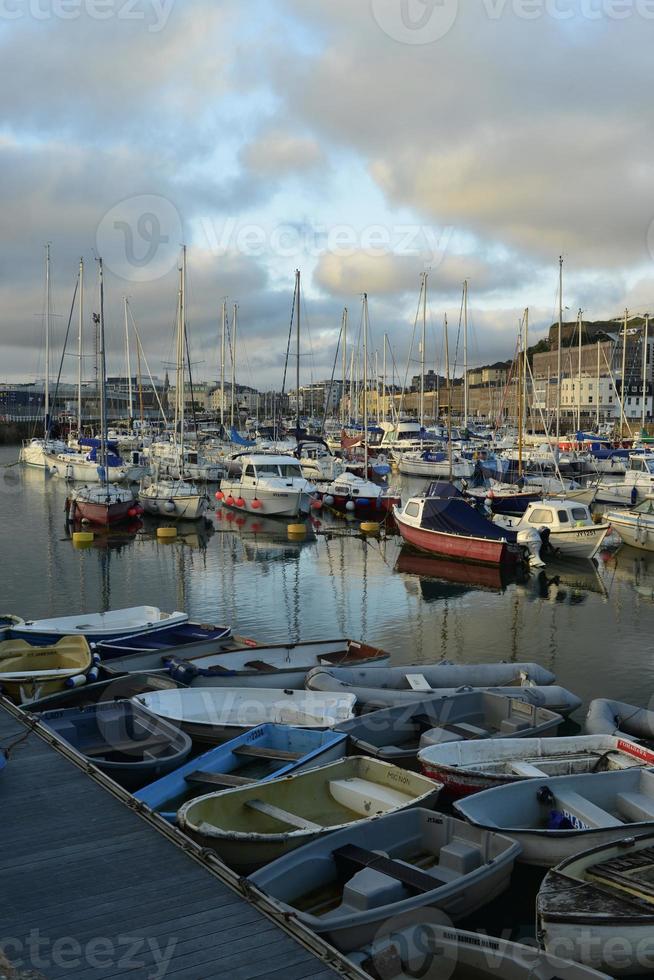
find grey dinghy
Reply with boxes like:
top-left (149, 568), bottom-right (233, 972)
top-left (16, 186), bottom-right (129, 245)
top-left (306, 666), bottom-right (581, 716)
top-left (419, 734), bottom-right (654, 798)
top-left (177, 756), bottom-right (441, 872)
top-left (537, 833), bottom-right (654, 977)
top-left (454, 768), bottom-right (654, 867)
top-left (350, 918), bottom-right (612, 979)
top-left (585, 698), bottom-right (654, 740)
top-left (335, 692), bottom-right (562, 769)
top-left (248, 809), bottom-right (519, 952)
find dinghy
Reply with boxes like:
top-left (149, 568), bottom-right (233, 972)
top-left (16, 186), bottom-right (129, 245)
top-left (419, 734), bottom-right (654, 798)
top-left (585, 698), bottom-right (654, 740)
top-left (335, 693), bottom-right (562, 768)
top-left (8, 606), bottom-right (188, 643)
top-left (133, 688), bottom-right (357, 743)
top-left (248, 809), bottom-right (520, 951)
top-left (177, 756), bottom-right (441, 871)
top-left (40, 700), bottom-right (192, 790)
top-left (94, 621), bottom-right (233, 661)
top-left (164, 638), bottom-right (389, 690)
top-left (454, 768), bottom-right (654, 866)
top-left (305, 665), bottom-right (581, 716)
top-left (538, 833), bottom-right (654, 977)
top-left (305, 661), bottom-right (556, 694)
top-left (134, 723), bottom-right (348, 821)
top-left (0, 636), bottom-right (93, 704)
top-left (350, 918), bottom-right (612, 979)
top-left (21, 671), bottom-right (183, 712)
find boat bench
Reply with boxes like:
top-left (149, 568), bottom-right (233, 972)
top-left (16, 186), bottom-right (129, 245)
top-left (234, 745), bottom-right (302, 762)
top-left (499, 720), bottom-right (532, 734)
top-left (553, 789), bottom-right (623, 829)
top-left (509, 762), bottom-right (547, 778)
top-left (420, 722), bottom-right (489, 745)
top-left (184, 770), bottom-right (253, 788)
top-left (616, 792), bottom-right (654, 823)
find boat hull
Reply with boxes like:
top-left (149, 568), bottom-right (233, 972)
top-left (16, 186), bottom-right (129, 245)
top-left (394, 508), bottom-right (516, 565)
top-left (68, 496), bottom-right (136, 526)
top-left (139, 492), bottom-right (208, 521)
top-left (220, 485), bottom-right (306, 518)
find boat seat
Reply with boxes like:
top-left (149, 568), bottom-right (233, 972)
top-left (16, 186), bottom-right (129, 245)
top-left (234, 745), bottom-right (302, 761)
top-left (552, 789), bottom-right (623, 829)
top-left (328, 777), bottom-right (412, 815)
top-left (244, 799), bottom-right (322, 831)
top-left (84, 735), bottom-right (170, 757)
top-left (439, 839), bottom-right (483, 875)
top-left (499, 720), bottom-right (531, 734)
top-left (443, 722), bottom-right (489, 739)
top-left (509, 761), bottom-right (547, 778)
top-left (615, 792), bottom-right (654, 823)
top-left (184, 770), bottom-right (253, 788)
top-left (243, 660), bottom-right (276, 671)
top-left (419, 727), bottom-right (469, 746)
top-left (332, 844), bottom-right (439, 893)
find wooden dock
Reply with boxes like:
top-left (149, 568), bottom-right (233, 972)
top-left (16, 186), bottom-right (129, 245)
top-left (0, 701), bottom-right (360, 980)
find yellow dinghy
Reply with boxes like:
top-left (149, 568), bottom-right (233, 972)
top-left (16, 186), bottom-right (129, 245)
top-left (0, 636), bottom-right (93, 704)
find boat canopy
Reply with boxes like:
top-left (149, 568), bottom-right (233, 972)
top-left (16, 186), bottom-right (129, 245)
top-left (421, 485), bottom-right (518, 543)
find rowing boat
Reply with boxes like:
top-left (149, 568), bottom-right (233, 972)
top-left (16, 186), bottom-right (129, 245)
top-left (0, 636), bottom-right (93, 704)
top-left (7, 606), bottom-right (188, 643)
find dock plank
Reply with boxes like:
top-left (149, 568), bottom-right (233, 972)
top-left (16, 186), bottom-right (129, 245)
top-left (0, 704), bottom-right (348, 980)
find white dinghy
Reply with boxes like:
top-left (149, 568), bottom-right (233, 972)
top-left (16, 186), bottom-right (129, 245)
top-left (9, 606), bottom-right (188, 643)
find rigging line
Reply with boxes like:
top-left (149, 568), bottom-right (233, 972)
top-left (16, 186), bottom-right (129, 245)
top-left (398, 284), bottom-right (422, 418)
top-left (452, 285), bottom-right (465, 379)
top-left (321, 317), bottom-right (343, 434)
top-left (129, 315), bottom-right (169, 424)
top-left (280, 281), bottom-right (297, 397)
top-left (51, 273), bottom-right (80, 416)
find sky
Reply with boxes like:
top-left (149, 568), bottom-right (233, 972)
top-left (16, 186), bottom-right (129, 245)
top-left (2, 0), bottom-right (654, 391)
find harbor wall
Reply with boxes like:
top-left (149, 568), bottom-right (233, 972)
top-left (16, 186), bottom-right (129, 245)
top-left (0, 421), bottom-right (33, 445)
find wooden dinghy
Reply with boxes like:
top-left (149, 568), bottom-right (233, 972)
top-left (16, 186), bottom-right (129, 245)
top-left (248, 808), bottom-right (519, 951)
top-left (335, 693), bottom-right (562, 769)
top-left (133, 688), bottom-right (357, 743)
top-left (305, 666), bottom-right (581, 717)
top-left (40, 700), bottom-right (192, 790)
top-left (177, 756), bottom-right (441, 872)
top-left (454, 768), bottom-right (654, 867)
top-left (164, 638), bottom-right (389, 690)
top-left (134, 723), bottom-right (348, 822)
top-left (420, 734), bottom-right (654, 798)
top-left (20, 671), bottom-right (183, 712)
top-left (94, 621), bottom-right (233, 661)
top-left (350, 917), bottom-right (612, 979)
top-left (538, 833), bottom-right (654, 977)
top-left (0, 636), bottom-right (93, 704)
top-left (8, 606), bottom-right (188, 643)
top-left (585, 698), bottom-right (654, 741)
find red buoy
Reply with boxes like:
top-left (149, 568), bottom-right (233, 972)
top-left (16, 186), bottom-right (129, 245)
top-left (225, 496), bottom-right (235, 507)
top-left (235, 497), bottom-right (245, 508)
top-left (215, 490), bottom-right (224, 501)
top-left (251, 498), bottom-right (262, 509)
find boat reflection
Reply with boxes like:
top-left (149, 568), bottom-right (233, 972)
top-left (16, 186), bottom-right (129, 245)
top-left (395, 548), bottom-right (522, 600)
top-left (520, 558), bottom-right (608, 604)
top-left (601, 545), bottom-right (654, 599)
top-left (214, 507), bottom-right (315, 562)
top-left (65, 519), bottom-right (143, 551)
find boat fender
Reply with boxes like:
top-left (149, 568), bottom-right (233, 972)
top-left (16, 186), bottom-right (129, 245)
top-left (86, 666), bottom-right (99, 683)
top-left (631, 486), bottom-right (638, 506)
top-left (345, 500), bottom-right (356, 511)
top-left (64, 674), bottom-right (88, 689)
top-left (324, 495), bottom-right (334, 506)
top-left (164, 500), bottom-right (176, 513)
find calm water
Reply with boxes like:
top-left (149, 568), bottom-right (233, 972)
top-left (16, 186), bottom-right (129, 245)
top-left (2, 445), bottom-right (653, 716)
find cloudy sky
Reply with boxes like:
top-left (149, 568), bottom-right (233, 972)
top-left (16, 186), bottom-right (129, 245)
top-left (2, 0), bottom-right (654, 391)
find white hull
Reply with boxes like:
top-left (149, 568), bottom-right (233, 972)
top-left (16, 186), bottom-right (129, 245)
top-left (19, 439), bottom-right (69, 468)
top-left (605, 513), bottom-right (654, 551)
top-left (398, 457), bottom-right (474, 478)
top-left (46, 453), bottom-right (142, 484)
top-left (546, 526), bottom-right (610, 559)
top-left (139, 489), bottom-right (208, 521)
top-left (220, 484), bottom-right (306, 517)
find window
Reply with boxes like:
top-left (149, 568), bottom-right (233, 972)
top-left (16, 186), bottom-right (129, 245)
top-left (528, 508), bottom-right (554, 524)
top-left (244, 465), bottom-right (255, 478)
top-left (405, 501), bottom-right (420, 518)
top-left (279, 464), bottom-right (302, 477)
top-left (571, 507), bottom-right (589, 521)
top-left (588, 396), bottom-right (593, 403)
top-left (609, 396), bottom-right (613, 403)
top-left (557, 510), bottom-right (570, 523)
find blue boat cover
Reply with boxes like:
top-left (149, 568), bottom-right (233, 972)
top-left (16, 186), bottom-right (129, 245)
top-left (421, 483), bottom-right (517, 542)
top-left (230, 428), bottom-right (256, 446)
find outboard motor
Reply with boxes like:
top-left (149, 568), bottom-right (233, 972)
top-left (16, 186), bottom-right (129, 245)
top-left (517, 527), bottom-right (545, 567)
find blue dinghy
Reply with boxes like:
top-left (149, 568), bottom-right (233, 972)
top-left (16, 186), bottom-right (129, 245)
top-left (94, 621), bottom-right (233, 660)
top-left (134, 722), bottom-right (348, 822)
top-left (40, 699), bottom-right (193, 790)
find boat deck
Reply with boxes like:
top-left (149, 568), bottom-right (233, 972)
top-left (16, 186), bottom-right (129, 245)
top-left (0, 700), bottom-right (354, 980)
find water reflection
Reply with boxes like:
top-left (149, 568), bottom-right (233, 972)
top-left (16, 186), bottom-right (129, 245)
top-left (395, 549), bottom-right (520, 599)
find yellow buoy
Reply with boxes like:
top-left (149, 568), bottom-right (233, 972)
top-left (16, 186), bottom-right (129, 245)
top-left (157, 526), bottom-right (177, 540)
top-left (360, 521), bottom-right (381, 535)
top-left (287, 523), bottom-right (307, 537)
top-left (72, 531), bottom-right (94, 548)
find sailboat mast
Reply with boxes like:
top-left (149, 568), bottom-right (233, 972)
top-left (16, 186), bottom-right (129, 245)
top-left (295, 269), bottom-right (301, 434)
top-left (420, 272), bottom-right (426, 429)
top-left (124, 297), bottom-right (133, 424)
top-left (597, 339), bottom-right (601, 428)
top-left (220, 299), bottom-right (226, 428)
top-left (179, 246), bottom-right (187, 463)
top-left (98, 257), bottom-right (107, 481)
top-left (577, 308), bottom-right (582, 432)
top-left (518, 315), bottom-right (524, 478)
top-left (363, 293), bottom-right (369, 474)
top-left (463, 279), bottom-right (468, 430)
top-left (44, 243), bottom-right (51, 438)
top-left (383, 332), bottom-right (387, 423)
top-left (231, 302), bottom-right (237, 429)
top-left (341, 307), bottom-right (347, 425)
top-left (620, 308), bottom-right (628, 437)
top-left (524, 305), bottom-right (529, 438)
top-left (556, 256), bottom-right (563, 443)
top-left (643, 313), bottom-right (650, 431)
top-left (444, 313), bottom-right (452, 481)
top-left (77, 257), bottom-right (83, 436)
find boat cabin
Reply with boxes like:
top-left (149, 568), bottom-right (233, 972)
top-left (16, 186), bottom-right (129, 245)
top-left (625, 454), bottom-right (654, 486)
top-left (515, 500), bottom-right (594, 530)
top-left (240, 454), bottom-right (306, 485)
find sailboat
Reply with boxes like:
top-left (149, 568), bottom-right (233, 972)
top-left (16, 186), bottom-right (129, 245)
top-left (139, 247), bottom-right (209, 521)
top-left (66, 259), bottom-right (139, 526)
top-left (19, 245), bottom-right (71, 467)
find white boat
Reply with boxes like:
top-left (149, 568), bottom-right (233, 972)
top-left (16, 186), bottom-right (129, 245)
top-left (454, 768), bottom-right (654, 867)
top-left (218, 454), bottom-right (316, 517)
top-left (145, 442), bottom-right (225, 482)
top-left (596, 454), bottom-right (654, 505)
top-left (165, 638), bottom-right (389, 689)
top-left (19, 437), bottom-right (70, 469)
top-left (419, 734), bottom-right (654, 798)
top-left (177, 756), bottom-right (441, 871)
top-left (249, 808), bottom-right (520, 951)
top-left (296, 441), bottom-right (345, 481)
top-left (494, 499), bottom-right (610, 559)
top-left (604, 496), bottom-right (654, 550)
top-left (537, 833), bottom-right (654, 977)
top-left (351, 919), bottom-right (612, 979)
top-left (45, 448), bottom-right (142, 483)
top-left (316, 471), bottom-right (399, 514)
top-left (398, 449), bottom-right (474, 478)
top-left (139, 478), bottom-right (209, 521)
top-left (133, 687), bottom-right (357, 743)
top-left (10, 606), bottom-right (188, 642)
